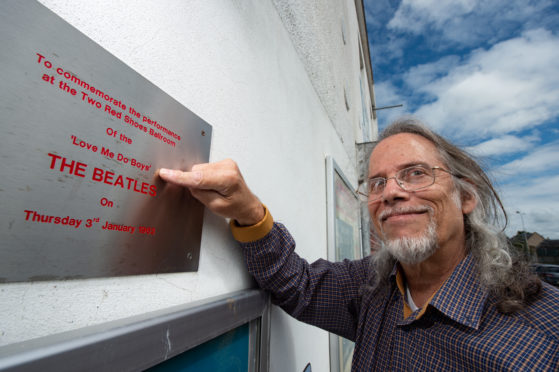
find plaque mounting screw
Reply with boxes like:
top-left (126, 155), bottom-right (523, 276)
top-left (201, 130), bottom-right (206, 136)
top-left (186, 252), bottom-right (193, 260)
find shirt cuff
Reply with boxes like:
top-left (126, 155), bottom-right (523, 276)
top-left (229, 205), bottom-right (274, 242)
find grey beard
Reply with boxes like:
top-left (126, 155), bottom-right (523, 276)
top-left (379, 207), bottom-right (438, 265)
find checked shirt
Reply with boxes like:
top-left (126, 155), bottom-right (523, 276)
top-left (241, 222), bottom-right (559, 371)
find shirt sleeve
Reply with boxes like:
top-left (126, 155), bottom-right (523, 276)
top-left (240, 222), bottom-right (370, 341)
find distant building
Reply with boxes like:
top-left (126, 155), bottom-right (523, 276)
top-left (537, 240), bottom-right (559, 265)
top-left (510, 231), bottom-right (545, 262)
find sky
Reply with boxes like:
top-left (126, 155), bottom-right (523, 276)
top-left (364, 0), bottom-right (559, 239)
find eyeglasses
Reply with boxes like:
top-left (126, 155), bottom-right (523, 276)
top-left (357, 165), bottom-right (455, 203)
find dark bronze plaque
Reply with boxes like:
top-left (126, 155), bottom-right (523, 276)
top-left (0, 1), bottom-right (212, 282)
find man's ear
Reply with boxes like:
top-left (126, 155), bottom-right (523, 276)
top-left (460, 180), bottom-right (477, 215)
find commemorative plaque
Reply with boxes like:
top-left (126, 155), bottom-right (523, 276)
top-left (0, 1), bottom-right (212, 282)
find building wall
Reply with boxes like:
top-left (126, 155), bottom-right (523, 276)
top-left (0, 1), bottom-right (376, 370)
top-left (536, 240), bottom-right (559, 264)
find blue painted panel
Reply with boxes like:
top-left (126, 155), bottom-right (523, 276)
top-left (147, 323), bottom-right (249, 372)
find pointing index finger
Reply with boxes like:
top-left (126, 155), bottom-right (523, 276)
top-left (158, 167), bottom-right (236, 196)
top-left (158, 168), bottom-right (203, 188)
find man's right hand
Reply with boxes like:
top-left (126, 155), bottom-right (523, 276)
top-left (157, 159), bottom-right (265, 226)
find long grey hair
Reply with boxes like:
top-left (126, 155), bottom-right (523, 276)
top-left (367, 118), bottom-right (541, 314)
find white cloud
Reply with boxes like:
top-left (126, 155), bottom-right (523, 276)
top-left (374, 81), bottom-right (403, 106)
top-left (369, 34), bottom-right (407, 67)
top-left (387, 0), bottom-right (554, 47)
top-left (503, 174), bottom-right (559, 199)
top-left (372, 81), bottom-right (409, 128)
top-left (364, 0), bottom-right (394, 32)
top-left (497, 142), bottom-right (559, 178)
top-left (465, 133), bottom-right (539, 157)
top-left (411, 29), bottom-right (559, 139)
top-left (502, 174), bottom-right (559, 238)
top-left (389, 0), bottom-right (477, 34)
top-left (403, 55), bottom-right (461, 93)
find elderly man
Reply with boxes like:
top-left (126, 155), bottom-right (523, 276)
top-left (159, 120), bottom-right (559, 370)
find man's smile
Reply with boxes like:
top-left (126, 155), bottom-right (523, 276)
top-left (379, 206), bottom-right (432, 223)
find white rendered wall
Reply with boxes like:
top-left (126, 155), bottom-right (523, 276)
top-left (272, 0), bottom-right (377, 149)
top-left (0, 1), bottom-right (376, 371)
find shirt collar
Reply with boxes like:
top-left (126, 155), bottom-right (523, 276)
top-left (429, 253), bottom-right (487, 329)
top-left (390, 254), bottom-right (488, 330)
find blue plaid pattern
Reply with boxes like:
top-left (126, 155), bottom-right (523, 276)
top-left (242, 223), bottom-right (559, 371)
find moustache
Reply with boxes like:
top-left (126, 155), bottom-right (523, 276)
top-left (378, 205), bottom-right (433, 223)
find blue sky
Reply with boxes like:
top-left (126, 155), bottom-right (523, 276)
top-left (364, 0), bottom-right (559, 239)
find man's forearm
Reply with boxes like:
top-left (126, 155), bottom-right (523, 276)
top-left (241, 222), bottom-right (368, 341)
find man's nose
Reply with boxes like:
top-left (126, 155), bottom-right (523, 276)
top-left (382, 177), bottom-right (409, 203)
